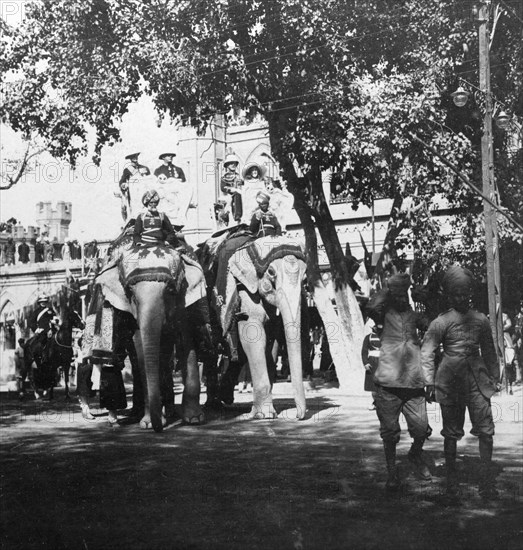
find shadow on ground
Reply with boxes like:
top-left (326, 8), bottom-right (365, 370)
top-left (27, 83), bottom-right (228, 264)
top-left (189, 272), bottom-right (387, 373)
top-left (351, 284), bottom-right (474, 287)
top-left (1, 385), bottom-right (522, 550)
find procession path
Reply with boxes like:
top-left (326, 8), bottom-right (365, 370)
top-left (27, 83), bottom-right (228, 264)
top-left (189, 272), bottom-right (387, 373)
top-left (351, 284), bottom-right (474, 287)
top-left (1, 380), bottom-right (522, 550)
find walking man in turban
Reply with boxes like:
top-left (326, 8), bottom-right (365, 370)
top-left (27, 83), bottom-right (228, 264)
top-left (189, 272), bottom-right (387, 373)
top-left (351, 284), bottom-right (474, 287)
top-left (421, 265), bottom-right (500, 500)
top-left (366, 273), bottom-right (432, 491)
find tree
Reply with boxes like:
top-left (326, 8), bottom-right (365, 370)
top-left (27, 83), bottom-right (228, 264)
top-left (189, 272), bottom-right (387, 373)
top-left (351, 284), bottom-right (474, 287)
top-left (0, 140), bottom-right (46, 190)
top-left (1, 0), bottom-right (521, 388)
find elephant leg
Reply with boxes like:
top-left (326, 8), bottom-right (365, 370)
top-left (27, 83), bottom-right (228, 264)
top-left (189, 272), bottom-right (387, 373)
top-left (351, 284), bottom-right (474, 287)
top-left (132, 329), bottom-right (161, 430)
top-left (178, 344), bottom-right (204, 424)
top-left (159, 330), bottom-right (176, 419)
top-left (237, 299), bottom-right (276, 419)
top-left (128, 340), bottom-right (144, 417)
top-left (264, 320), bottom-right (278, 385)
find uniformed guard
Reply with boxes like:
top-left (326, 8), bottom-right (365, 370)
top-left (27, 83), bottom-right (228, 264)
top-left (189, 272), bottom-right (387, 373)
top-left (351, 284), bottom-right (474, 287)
top-left (366, 273), bottom-right (432, 491)
top-left (421, 265), bottom-right (500, 500)
top-left (154, 153), bottom-right (186, 181)
top-left (249, 191), bottom-right (282, 238)
top-left (28, 294), bottom-right (56, 365)
top-left (220, 152), bottom-right (243, 223)
top-left (118, 152), bottom-right (151, 221)
top-left (18, 237), bottom-right (31, 264)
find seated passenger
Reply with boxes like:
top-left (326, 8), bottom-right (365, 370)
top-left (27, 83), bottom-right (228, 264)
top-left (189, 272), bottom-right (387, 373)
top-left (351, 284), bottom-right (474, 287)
top-left (133, 190), bottom-right (178, 247)
top-left (249, 191), bottom-right (282, 238)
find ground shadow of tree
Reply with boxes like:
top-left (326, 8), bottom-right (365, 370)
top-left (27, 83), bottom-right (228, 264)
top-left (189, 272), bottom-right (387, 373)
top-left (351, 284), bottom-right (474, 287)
top-left (1, 391), bottom-right (522, 550)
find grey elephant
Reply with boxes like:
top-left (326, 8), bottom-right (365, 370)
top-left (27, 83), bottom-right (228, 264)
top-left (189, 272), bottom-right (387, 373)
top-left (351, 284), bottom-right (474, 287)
top-left (92, 232), bottom-right (206, 432)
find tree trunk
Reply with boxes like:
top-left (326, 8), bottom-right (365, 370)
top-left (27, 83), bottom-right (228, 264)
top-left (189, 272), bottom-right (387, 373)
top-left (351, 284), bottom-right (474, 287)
top-left (266, 115), bottom-right (364, 393)
top-left (308, 172), bottom-right (365, 392)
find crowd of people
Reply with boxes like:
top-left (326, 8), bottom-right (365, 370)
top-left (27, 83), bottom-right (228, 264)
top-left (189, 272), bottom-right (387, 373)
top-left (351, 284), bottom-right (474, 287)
top-left (0, 235), bottom-right (100, 266)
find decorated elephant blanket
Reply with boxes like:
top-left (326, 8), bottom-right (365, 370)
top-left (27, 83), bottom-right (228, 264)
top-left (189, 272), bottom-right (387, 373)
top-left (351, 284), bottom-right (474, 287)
top-left (117, 244), bottom-right (186, 293)
top-left (81, 283), bottom-right (114, 364)
top-left (219, 236), bottom-right (306, 335)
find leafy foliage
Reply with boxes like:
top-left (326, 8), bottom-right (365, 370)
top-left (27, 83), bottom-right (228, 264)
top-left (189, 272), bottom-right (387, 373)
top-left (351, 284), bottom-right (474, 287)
top-left (1, 0), bottom-right (521, 297)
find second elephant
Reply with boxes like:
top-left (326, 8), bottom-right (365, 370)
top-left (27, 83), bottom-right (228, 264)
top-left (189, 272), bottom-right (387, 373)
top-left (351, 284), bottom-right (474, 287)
top-left (218, 236), bottom-right (308, 419)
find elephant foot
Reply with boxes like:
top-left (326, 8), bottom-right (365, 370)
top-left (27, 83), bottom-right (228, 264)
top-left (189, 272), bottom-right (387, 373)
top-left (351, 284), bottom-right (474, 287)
top-left (139, 414), bottom-right (167, 430)
top-left (182, 402), bottom-right (205, 425)
top-left (182, 412), bottom-right (205, 425)
top-left (244, 405), bottom-right (278, 420)
top-left (81, 404), bottom-right (96, 421)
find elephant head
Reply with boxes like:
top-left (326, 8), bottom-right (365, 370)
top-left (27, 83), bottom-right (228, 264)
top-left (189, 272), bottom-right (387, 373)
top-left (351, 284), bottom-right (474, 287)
top-left (229, 237), bottom-right (308, 418)
top-left (96, 242), bottom-right (204, 431)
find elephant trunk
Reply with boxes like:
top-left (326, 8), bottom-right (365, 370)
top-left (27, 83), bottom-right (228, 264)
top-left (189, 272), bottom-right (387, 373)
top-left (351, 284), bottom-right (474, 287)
top-left (136, 283), bottom-right (166, 432)
top-left (280, 296), bottom-right (306, 419)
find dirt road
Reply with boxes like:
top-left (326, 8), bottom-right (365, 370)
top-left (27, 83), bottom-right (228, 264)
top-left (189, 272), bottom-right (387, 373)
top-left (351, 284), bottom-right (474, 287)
top-left (1, 381), bottom-right (522, 550)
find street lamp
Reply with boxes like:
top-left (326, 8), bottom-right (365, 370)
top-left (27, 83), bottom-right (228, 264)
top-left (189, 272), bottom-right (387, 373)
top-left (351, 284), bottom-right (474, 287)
top-left (495, 111), bottom-right (511, 130)
top-left (451, 86), bottom-right (470, 107)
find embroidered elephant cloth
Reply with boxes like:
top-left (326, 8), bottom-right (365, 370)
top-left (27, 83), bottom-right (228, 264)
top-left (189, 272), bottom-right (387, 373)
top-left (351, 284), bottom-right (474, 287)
top-left (219, 236), bottom-right (306, 335)
top-left (117, 243), bottom-right (186, 294)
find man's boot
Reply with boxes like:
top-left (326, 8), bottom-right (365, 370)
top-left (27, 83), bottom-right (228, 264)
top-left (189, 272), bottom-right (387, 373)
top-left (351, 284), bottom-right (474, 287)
top-left (444, 438), bottom-right (459, 498)
top-left (383, 440), bottom-right (400, 491)
top-left (408, 437), bottom-right (431, 480)
top-left (478, 436), bottom-right (498, 499)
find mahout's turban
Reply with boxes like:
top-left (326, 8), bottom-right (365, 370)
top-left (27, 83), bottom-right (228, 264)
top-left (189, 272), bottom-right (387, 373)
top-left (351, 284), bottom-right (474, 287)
top-left (142, 190), bottom-right (160, 206)
top-left (256, 191), bottom-right (270, 204)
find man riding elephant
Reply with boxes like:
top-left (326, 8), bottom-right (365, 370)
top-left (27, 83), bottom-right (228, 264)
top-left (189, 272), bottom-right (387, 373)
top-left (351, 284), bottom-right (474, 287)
top-left (81, 190), bottom-right (213, 430)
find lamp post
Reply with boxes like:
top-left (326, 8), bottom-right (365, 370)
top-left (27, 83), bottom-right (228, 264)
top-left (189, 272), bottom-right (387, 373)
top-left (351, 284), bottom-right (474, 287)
top-left (477, 2), bottom-right (505, 379)
top-left (453, 2), bottom-right (506, 377)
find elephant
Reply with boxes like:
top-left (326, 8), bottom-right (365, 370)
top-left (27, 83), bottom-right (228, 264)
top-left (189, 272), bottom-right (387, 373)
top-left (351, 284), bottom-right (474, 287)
top-left (206, 234), bottom-right (308, 419)
top-left (93, 231), bottom-right (206, 432)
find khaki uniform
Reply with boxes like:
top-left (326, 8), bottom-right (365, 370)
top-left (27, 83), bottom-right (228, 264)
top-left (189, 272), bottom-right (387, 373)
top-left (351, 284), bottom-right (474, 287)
top-left (421, 308), bottom-right (499, 439)
top-left (368, 300), bottom-right (430, 443)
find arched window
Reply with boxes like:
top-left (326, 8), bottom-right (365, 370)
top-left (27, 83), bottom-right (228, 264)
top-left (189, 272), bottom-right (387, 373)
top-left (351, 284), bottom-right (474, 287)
top-left (0, 303), bottom-right (16, 351)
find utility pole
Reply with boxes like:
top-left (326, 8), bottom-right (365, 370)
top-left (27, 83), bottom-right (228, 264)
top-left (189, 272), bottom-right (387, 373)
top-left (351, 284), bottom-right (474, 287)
top-left (478, 2), bottom-right (505, 376)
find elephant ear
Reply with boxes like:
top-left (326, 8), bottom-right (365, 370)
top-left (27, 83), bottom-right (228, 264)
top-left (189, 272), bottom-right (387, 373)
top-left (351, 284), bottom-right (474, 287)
top-left (96, 265), bottom-right (135, 316)
top-left (181, 254), bottom-right (206, 307)
top-left (229, 247), bottom-right (258, 294)
top-left (229, 237), bottom-right (306, 293)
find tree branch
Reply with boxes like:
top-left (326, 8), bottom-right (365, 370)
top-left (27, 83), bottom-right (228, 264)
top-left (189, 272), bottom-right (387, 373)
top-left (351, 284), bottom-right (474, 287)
top-left (0, 144), bottom-right (46, 190)
top-left (410, 133), bottom-right (523, 233)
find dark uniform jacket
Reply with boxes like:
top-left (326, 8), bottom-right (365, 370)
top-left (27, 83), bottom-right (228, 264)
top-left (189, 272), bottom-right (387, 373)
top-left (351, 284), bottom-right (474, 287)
top-left (133, 211), bottom-right (178, 246)
top-left (119, 164), bottom-right (151, 205)
top-left (220, 172), bottom-right (243, 195)
top-left (18, 242), bottom-right (30, 263)
top-left (249, 209), bottom-right (282, 238)
top-left (421, 308), bottom-right (499, 403)
top-left (154, 163), bottom-right (186, 181)
top-left (119, 164), bottom-right (151, 187)
top-left (29, 305), bottom-right (55, 333)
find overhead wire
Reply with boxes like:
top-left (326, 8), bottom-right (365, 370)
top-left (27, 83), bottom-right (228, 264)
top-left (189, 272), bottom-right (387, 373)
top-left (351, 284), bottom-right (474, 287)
top-left (499, 0), bottom-right (523, 24)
